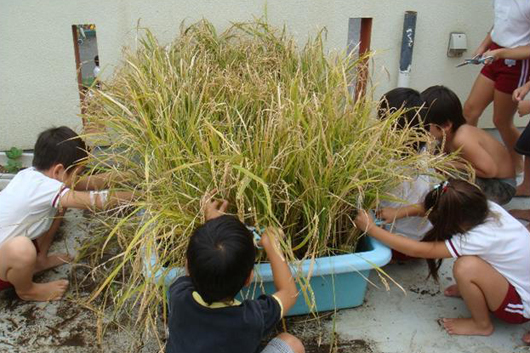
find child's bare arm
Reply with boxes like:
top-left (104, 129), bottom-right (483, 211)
top-left (354, 210), bottom-right (451, 259)
top-left (59, 189), bottom-right (134, 210)
top-left (518, 101), bottom-right (530, 117)
top-left (74, 171), bottom-right (131, 191)
top-left (259, 227), bottom-right (297, 316)
top-left (484, 45), bottom-right (530, 61)
top-left (454, 137), bottom-right (498, 178)
top-left (377, 204), bottom-right (425, 223)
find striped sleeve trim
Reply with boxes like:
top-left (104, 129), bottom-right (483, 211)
top-left (445, 239), bottom-right (460, 258)
top-left (271, 294), bottom-right (284, 319)
top-left (52, 186), bottom-right (70, 208)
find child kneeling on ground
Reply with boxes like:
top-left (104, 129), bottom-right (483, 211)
top-left (422, 85), bottom-right (516, 205)
top-left (166, 196), bottom-right (304, 353)
top-left (357, 179), bottom-right (530, 338)
top-left (0, 126), bottom-right (132, 302)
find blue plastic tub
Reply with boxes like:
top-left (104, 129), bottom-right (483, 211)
top-left (148, 236), bottom-right (391, 316)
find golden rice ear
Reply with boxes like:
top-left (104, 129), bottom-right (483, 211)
top-left (78, 18), bottom-right (469, 339)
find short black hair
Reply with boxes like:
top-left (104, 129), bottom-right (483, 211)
top-left (421, 85), bottom-right (466, 132)
top-left (94, 55), bottom-right (99, 66)
top-left (187, 215), bottom-right (256, 304)
top-left (378, 87), bottom-right (425, 130)
top-left (32, 126), bottom-right (88, 171)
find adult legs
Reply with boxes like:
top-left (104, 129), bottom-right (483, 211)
top-left (493, 89), bottom-right (522, 171)
top-left (442, 256), bottom-right (509, 336)
top-left (463, 74), bottom-right (495, 126)
top-left (0, 237), bottom-right (68, 301)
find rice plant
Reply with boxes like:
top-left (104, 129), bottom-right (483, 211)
top-left (80, 19), bottom-right (463, 340)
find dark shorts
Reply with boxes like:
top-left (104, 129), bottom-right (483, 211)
top-left (515, 121), bottom-right (530, 157)
top-left (480, 43), bottom-right (530, 95)
top-left (475, 177), bottom-right (516, 205)
top-left (493, 284), bottom-right (530, 324)
top-left (391, 249), bottom-right (418, 262)
top-left (0, 239), bottom-right (40, 291)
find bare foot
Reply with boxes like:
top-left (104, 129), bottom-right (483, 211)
top-left (16, 280), bottom-right (69, 301)
top-left (444, 284), bottom-right (461, 298)
top-left (523, 332), bottom-right (530, 345)
top-left (509, 209), bottom-right (530, 221)
top-left (515, 184), bottom-right (530, 197)
top-left (34, 253), bottom-right (73, 274)
top-left (441, 318), bottom-right (493, 336)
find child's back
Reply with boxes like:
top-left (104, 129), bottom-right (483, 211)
top-left (450, 124), bottom-right (514, 179)
top-left (422, 85), bottom-right (516, 205)
top-left (0, 167), bottom-right (68, 244)
top-left (167, 209), bottom-right (303, 353)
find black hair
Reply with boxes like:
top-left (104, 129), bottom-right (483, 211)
top-left (378, 87), bottom-right (426, 130)
top-left (94, 55), bottom-right (99, 66)
top-left (32, 126), bottom-right (88, 172)
top-left (187, 215), bottom-right (256, 304)
top-left (421, 85), bottom-right (466, 132)
top-left (421, 179), bottom-right (489, 281)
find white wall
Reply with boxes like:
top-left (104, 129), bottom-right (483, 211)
top-left (1, 0), bottom-right (510, 150)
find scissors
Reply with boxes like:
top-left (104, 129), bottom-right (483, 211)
top-left (456, 55), bottom-right (494, 68)
top-left (246, 225), bottom-right (266, 249)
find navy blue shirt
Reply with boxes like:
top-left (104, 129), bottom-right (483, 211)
top-left (166, 276), bottom-right (282, 353)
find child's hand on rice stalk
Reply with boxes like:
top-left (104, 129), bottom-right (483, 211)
top-left (259, 227), bottom-right (286, 261)
top-left (201, 189), bottom-right (228, 221)
top-left (376, 207), bottom-right (400, 224)
top-left (354, 210), bottom-right (375, 233)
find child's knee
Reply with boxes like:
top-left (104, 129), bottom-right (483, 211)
top-left (453, 255), bottom-right (482, 279)
top-left (463, 101), bottom-right (481, 121)
top-left (4, 237), bottom-right (37, 266)
top-left (276, 333), bottom-right (305, 353)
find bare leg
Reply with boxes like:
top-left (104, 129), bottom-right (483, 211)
top-left (493, 89), bottom-right (522, 172)
top-left (463, 74), bottom-right (495, 126)
top-left (274, 333), bottom-right (305, 353)
top-left (442, 256), bottom-right (508, 336)
top-left (34, 209), bottom-right (72, 273)
top-left (516, 156), bottom-right (530, 196)
top-left (0, 237), bottom-right (68, 301)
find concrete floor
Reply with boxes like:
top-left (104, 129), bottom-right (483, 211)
top-left (0, 130), bottom-right (529, 352)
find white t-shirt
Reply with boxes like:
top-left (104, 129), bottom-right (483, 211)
top-left (380, 174), bottom-right (432, 240)
top-left (445, 202), bottom-right (530, 318)
top-left (491, 0), bottom-right (530, 48)
top-left (0, 168), bottom-right (69, 245)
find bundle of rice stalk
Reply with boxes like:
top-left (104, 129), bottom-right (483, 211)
top-left (80, 19), bottom-right (463, 335)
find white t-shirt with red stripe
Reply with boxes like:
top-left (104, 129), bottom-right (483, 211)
top-left (0, 168), bottom-right (69, 245)
top-left (491, 0), bottom-right (530, 48)
top-left (445, 202), bottom-right (530, 319)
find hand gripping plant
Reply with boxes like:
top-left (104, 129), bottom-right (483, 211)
top-left (81, 19), bottom-right (461, 339)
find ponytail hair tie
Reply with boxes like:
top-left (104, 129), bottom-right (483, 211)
top-left (434, 181), bottom-right (449, 193)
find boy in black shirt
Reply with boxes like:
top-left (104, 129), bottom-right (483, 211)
top-left (166, 195), bottom-right (304, 353)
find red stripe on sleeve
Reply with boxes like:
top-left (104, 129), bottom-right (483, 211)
top-left (448, 239), bottom-right (460, 257)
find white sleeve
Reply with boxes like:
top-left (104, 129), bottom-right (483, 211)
top-left (444, 231), bottom-right (488, 258)
top-left (30, 177), bottom-right (70, 210)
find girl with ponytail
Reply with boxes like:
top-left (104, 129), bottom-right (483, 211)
top-left (355, 179), bottom-right (530, 337)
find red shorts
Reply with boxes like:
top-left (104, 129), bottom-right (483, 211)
top-left (480, 43), bottom-right (530, 95)
top-left (0, 239), bottom-right (40, 291)
top-left (493, 284), bottom-right (530, 324)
